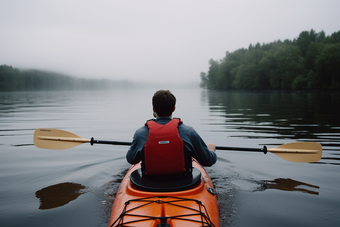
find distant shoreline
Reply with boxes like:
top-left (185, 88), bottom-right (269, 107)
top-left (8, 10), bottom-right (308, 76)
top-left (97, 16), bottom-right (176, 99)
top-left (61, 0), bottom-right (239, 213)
top-left (0, 65), bottom-right (199, 91)
top-left (200, 29), bottom-right (340, 91)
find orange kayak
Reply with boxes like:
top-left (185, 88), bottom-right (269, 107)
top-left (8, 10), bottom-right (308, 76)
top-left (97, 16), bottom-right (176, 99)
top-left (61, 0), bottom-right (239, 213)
top-left (108, 159), bottom-right (220, 227)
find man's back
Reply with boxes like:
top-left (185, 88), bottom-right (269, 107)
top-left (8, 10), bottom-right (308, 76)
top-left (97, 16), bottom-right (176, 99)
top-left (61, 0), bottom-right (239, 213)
top-left (126, 117), bottom-right (216, 169)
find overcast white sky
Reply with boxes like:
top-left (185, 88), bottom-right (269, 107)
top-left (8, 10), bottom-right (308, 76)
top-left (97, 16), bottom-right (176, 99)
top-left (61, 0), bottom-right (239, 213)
top-left (1, 0), bottom-right (339, 83)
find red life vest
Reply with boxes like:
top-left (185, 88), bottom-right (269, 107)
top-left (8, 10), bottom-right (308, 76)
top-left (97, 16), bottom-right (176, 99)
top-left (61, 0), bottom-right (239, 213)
top-left (143, 118), bottom-right (186, 175)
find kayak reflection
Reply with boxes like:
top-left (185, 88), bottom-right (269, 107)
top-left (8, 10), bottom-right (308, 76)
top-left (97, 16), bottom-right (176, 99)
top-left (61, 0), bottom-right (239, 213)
top-left (261, 178), bottom-right (319, 195)
top-left (35, 182), bottom-right (86, 210)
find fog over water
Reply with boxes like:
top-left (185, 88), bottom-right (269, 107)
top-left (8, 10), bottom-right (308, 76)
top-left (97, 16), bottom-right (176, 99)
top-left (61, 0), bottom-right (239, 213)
top-left (1, 0), bottom-right (339, 83)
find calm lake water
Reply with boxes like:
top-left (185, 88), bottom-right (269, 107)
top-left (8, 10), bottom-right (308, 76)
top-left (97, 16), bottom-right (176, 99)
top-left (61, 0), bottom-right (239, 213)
top-left (1, 88), bottom-right (339, 227)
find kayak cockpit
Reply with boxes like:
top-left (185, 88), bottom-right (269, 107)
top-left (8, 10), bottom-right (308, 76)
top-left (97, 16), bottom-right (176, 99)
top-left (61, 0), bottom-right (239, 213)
top-left (130, 168), bottom-right (201, 192)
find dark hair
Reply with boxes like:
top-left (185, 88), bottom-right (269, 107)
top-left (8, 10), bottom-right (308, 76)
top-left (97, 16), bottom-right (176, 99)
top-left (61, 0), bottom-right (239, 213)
top-left (152, 90), bottom-right (176, 117)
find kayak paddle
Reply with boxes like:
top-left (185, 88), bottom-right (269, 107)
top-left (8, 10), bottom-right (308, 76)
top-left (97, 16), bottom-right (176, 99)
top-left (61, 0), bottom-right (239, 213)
top-left (33, 128), bottom-right (322, 163)
top-left (34, 128), bottom-right (131, 150)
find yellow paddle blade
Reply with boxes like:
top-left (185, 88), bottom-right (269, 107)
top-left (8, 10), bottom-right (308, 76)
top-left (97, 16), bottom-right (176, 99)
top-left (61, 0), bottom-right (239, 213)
top-left (34, 128), bottom-right (90, 150)
top-left (268, 142), bottom-right (322, 163)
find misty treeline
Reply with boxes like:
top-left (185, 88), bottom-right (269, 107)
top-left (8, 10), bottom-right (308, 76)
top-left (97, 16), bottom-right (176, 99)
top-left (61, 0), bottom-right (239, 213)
top-left (200, 29), bottom-right (340, 90)
top-left (0, 65), bottom-right (131, 91)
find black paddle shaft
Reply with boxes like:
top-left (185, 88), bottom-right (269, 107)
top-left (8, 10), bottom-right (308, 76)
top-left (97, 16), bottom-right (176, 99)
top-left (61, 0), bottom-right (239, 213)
top-left (90, 137), bottom-right (267, 154)
top-left (216, 145), bottom-right (268, 154)
top-left (90, 138), bottom-right (132, 146)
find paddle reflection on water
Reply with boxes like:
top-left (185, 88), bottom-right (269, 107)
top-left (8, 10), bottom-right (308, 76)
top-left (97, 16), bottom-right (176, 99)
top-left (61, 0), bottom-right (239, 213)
top-left (261, 178), bottom-right (320, 195)
top-left (35, 182), bottom-right (86, 210)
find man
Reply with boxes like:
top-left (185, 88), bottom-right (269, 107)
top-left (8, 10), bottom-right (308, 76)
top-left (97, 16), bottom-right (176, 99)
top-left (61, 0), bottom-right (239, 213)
top-left (126, 90), bottom-right (216, 176)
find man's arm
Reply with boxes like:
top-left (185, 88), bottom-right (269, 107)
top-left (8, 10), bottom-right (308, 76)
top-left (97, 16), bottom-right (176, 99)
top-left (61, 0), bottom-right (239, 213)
top-left (126, 127), bottom-right (148, 164)
top-left (182, 126), bottom-right (217, 167)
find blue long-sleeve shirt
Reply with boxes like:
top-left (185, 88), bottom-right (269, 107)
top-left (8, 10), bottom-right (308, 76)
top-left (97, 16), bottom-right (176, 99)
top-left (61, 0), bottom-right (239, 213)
top-left (126, 117), bottom-right (217, 167)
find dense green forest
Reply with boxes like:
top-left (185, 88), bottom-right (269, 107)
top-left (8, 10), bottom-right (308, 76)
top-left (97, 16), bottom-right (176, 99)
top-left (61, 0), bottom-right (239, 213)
top-left (0, 65), bottom-right (133, 91)
top-left (200, 29), bottom-right (340, 90)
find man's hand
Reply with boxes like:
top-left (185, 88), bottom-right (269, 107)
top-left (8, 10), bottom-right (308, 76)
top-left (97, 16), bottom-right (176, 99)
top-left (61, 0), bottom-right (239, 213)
top-left (207, 143), bottom-right (216, 152)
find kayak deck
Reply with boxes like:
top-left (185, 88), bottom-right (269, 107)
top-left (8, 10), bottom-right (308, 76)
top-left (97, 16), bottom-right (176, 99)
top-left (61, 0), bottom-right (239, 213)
top-left (111, 196), bottom-right (215, 226)
top-left (108, 159), bottom-right (219, 227)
